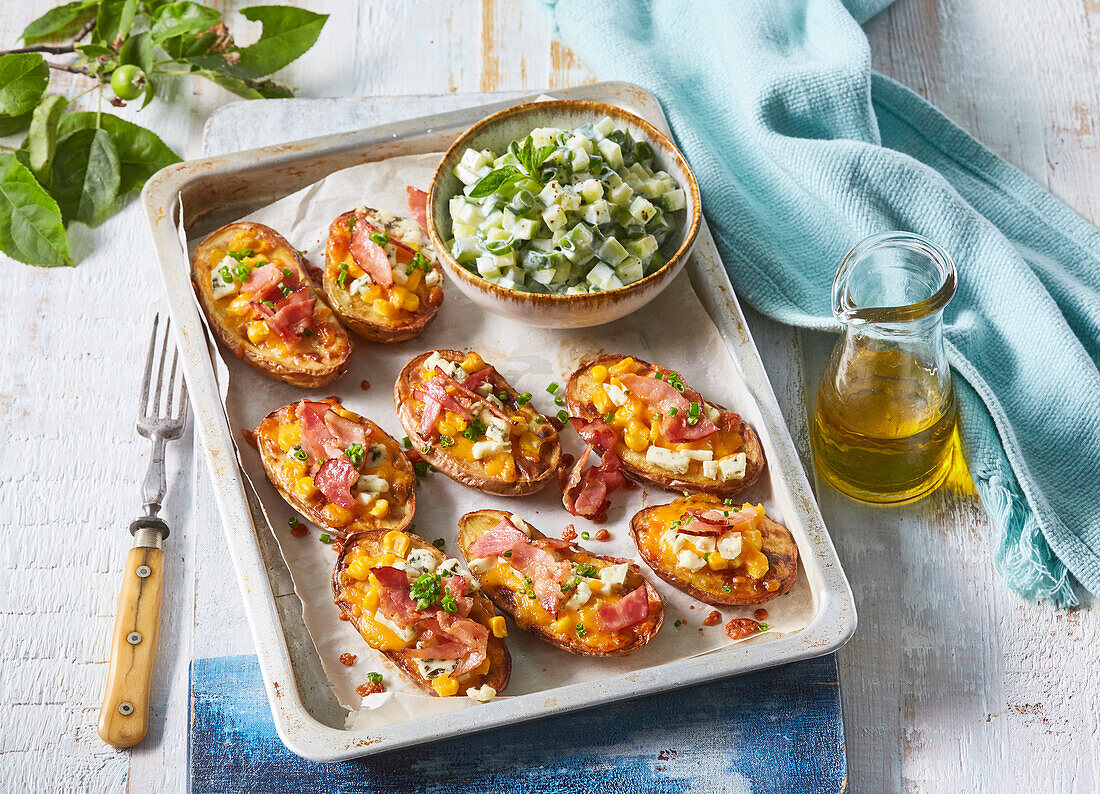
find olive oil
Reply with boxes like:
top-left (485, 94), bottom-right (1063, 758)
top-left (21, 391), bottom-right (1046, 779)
top-left (811, 348), bottom-right (957, 505)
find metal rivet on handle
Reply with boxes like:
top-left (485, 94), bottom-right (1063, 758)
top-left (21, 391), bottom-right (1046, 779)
top-left (118, 702), bottom-right (134, 716)
top-left (127, 632), bottom-right (143, 645)
top-left (136, 565), bottom-right (152, 578)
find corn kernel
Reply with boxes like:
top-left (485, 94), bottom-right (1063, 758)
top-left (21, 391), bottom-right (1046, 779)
top-left (401, 291), bottom-right (420, 312)
top-left (277, 423), bottom-right (301, 452)
top-left (624, 421), bottom-right (649, 452)
top-left (346, 259), bottom-right (365, 279)
top-left (609, 356), bottom-right (638, 375)
top-left (590, 364), bottom-right (609, 384)
top-left (591, 389), bottom-right (612, 415)
top-left (348, 556), bottom-right (371, 581)
top-left (373, 299), bottom-right (399, 320)
top-left (384, 530), bottom-right (410, 558)
top-left (650, 420), bottom-right (662, 443)
top-left (369, 499), bottom-right (390, 519)
top-left (285, 460), bottom-right (307, 479)
top-left (485, 455), bottom-right (506, 478)
top-left (551, 616), bottom-right (572, 635)
top-left (489, 616), bottom-right (507, 638)
top-left (360, 284), bottom-right (381, 301)
top-left (460, 352), bottom-right (486, 373)
top-left (389, 285), bottom-right (409, 308)
top-left (431, 674), bottom-right (459, 697)
top-left (228, 295), bottom-right (252, 316)
top-left (707, 554), bottom-right (730, 571)
top-left (587, 580), bottom-right (604, 593)
top-left (484, 454), bottom-right (516, 482)
top-left (294, 476), bottom-right (318, 500)
top-left (322, 503), bottom-right (353, 527)
top-left (405, 269), bottom-right (422, 290)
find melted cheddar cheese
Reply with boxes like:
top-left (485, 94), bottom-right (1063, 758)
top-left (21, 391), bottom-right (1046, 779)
top-left (584, 357), bottom-right (745, 480)
top-left (478, 543), bottom-right (645, 652)
top-left (337, 532), bottom-right (498, 695)
top-left (325, 209), bottom-right (440, 327)
top-left (263, 404), bottom-right (413, 530)
top-left (411, 352), bottom-right (551, 482)
top-left (204, 226), bottom-right (344, 358)
top-left (635, 494), bottom-right (780, 597)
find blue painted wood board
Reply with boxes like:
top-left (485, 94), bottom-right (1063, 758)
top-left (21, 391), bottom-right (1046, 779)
top-left (189, 653), bottom-right (845, 793)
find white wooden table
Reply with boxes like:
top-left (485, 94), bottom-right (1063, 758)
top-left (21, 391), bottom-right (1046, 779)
top-left (1, 1), bottom-right (1097, 791)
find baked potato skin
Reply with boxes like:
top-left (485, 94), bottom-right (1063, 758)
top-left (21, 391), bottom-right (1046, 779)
top-left (629, 504), bottom-right (798, 606)
top-left (457, 510), bottom-right (664, 657)
top-left (394, 350), bottom-right (561, 497)
top-left (565, 354), bottom-right (766, 497)
top-left (332, 530), bottom-right (511, 697)
top-left (253, 398), bottom-right (415, 539)
top-left (192, 221), bottom-right (351, 388)
top-left (323, 209), bottom-right (442, 344)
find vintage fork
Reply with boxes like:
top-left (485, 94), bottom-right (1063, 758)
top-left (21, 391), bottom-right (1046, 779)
top-left (98, 314), bottom-right (188, 749)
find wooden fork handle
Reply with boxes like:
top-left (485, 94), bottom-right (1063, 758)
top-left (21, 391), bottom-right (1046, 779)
top-left (98, 546), bottom-right (165, 749)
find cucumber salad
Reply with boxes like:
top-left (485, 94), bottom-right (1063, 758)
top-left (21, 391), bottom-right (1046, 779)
top-left (446, 117), bottom-right (685, 295)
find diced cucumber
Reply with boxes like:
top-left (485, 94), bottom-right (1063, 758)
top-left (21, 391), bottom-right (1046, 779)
top-left (456, 163), bottom-right (480, 185)
top-left (512, 218), bottom-right (539, 240)
top-left (451, 237), bottom-right (481, 262)
top-left (538, 180), bottom-right (565, 206)
top-left (571, 147), bottom-right (590, 172)
top-left (529, 236), bottom-right (554, 252)
top-left (597, 138), bottom-right (623, 170)
top-left (616, 255), bottom-right (644, 284)
top-left (476, 256), bottom-right (501, 279)
top-left (607, 181), bottom-right (634, 206)
top-left (628, 197), bottom-right (657, 224)
top-left (578, 178), bottom-right (603, 203)
top-left (597, 237), bottom-right (629, 266)
top-left (531, 268), bottom-right (556, 285)
top-left (663, 188), bottom-right (686, 211)
top-left (626, 234), bottom-right (658, 260)
top-left (479, 210), bottom-right (504, 231)
top-left (460, 147), bottom-right (491, 171)
top-left (593, 116), bottom-right (616, 138)
top-left (586, 261), bottom-right (615, 289)
top-left (541, 205), bottom-right (568, 231)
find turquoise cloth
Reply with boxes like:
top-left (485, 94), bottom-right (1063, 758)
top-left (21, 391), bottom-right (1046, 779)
top-left (542, 0), bottom-right (1100, 605)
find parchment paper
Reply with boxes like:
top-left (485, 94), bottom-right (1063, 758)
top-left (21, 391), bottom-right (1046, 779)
top-left (188, 152), bottom-right (815, 730)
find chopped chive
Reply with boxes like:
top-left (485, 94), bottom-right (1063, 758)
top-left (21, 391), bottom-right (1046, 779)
top-left (723, 498), bottom-right (734, 506)
top-left (503, 550), bottom-right (512, 557)
top-left (722, 585), bottom-right (732, 592)
top-left (288, 517), bottom-right (299, 528)
top-left (546, 382), bottom-right (559, 394)
top-left (318, 533), bottom-right (332, 544)
top-left (581, 531), bottom-right (590, 540)
top-left (516, 392), bottom-right (532, 405)
top-left (365, 671), bottom-right (382, 683)
top-left (603, 410), bottom-right (615, 423)
top-left (554, 395), bottom-right (564, 406)
top-left (534, 416), bottom-right (544, 424)
top-left (402, 436), bottom-right (411, 448)
top-left (576, 623), bottom-right (587, 637)
top-left (760, 623), bottom-right (769, 631)
top-left (556, 409), bottom-right (569, 422)
top-left (302, 329), bottom-right (314, 337)
top-left (282, 268), bottom-right (292, 277)
top-left (432, 538), bottom-right (446, 549)
top-left (438, 434), bottom-right (455, 448)
top-left (228, 248), bottom-right (253, 260)
top-left (669, 407), bottom-right (678, 416)
top-left (369, 231), bottom-right (389, 246)
top-left (674, 619), bottom-right (683, 627)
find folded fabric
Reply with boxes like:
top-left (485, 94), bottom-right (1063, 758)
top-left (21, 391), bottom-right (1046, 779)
top-left (541, 0), bottom-right (1100, 605)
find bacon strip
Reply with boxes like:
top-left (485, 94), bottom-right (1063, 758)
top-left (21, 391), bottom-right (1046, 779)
top-left (571, 418), bottom-right (617, 452)
top-left (350, 213), bottom-right (394, 288)
top-left (407, 186), bottom-right (429, 236)
top-left (371, 566), bottom-right (420, 626)
top-left (597, 585), bottom-right (650, 632)
top-left (617, 372), bottom-right (719, 441)
top-left (430, 366), bottom-right (512, 422)
top-left (469, 518), bottom-right (570, 617)
top-left (561, 446), bottom-right (627, 523)
top-left (677, 506), bottom-right (758, 536)
top-left (253, 288), bottom-right (315, 344)
top-left (315, 457), bottom-right (358, 509)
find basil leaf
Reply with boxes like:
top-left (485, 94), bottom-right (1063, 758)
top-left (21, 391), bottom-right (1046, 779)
top-left (20, 1), bottom-right (98, 44)
top-left (232, 6), bottom-right (328, 79)
top-left (468, 166), bottom-right (524, 199)
top-left (0, 153), bottom-right (72, 267)
top-left (51, 128), bottom-right (121, 225)
top-left (0, 54), bottom-right (49, 118)
top-left (149, 1), bottom-right (221, 46)
top-left (27, 95), bottom-right (68, 184)
top-left (56, 113), bottom-right (180, 196)
top-left (94, 0), bottom-right (138, 49)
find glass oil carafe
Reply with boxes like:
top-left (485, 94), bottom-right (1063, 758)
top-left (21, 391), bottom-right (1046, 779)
top-left (811, 232), bottom-right (958, 505)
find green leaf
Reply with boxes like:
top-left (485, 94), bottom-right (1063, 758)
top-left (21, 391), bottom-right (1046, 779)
top-left (76, 43), bottom-right (115, 58)
top-left (51, 128), bottom-right (121, 225)
top-left (0, 153), bottom-right (72, 267)
top-left (56, 113), bottom-right (180, 196)
top-left (232, 5), bottom-right (327, 79)
top-left (20, 1), bottom-right (98, 44)
top-left (27, 95), bottom-right (68, 184)
top-left (119, 30), bottom-right (154, 73)
top-left (468, 166), bottom-right (525, 199)
top-left (94, 0), bottom-right (138, 49)
top-left (149, 1), bottom-right (221, 46)
top-left (0, 54), bottom-right (49, 118)
top-left (192, 68), bottom-right (293, 99)
top-left (0, 109), bottom-right (33, 136)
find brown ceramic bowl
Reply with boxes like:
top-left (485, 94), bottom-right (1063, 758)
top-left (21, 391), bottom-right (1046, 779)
top-left (427, 100), bottom-right (701, 329)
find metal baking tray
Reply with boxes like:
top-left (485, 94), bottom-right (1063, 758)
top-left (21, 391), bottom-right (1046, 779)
top-left (142, 81), bottom-right (856, 762)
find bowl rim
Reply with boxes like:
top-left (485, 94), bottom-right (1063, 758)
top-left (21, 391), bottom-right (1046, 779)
top-left (427, 98), bottom-right (701, 304)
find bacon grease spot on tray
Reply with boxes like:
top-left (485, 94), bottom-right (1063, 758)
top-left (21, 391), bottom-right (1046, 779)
top-left (725, 618), bottom-right (761, 641)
